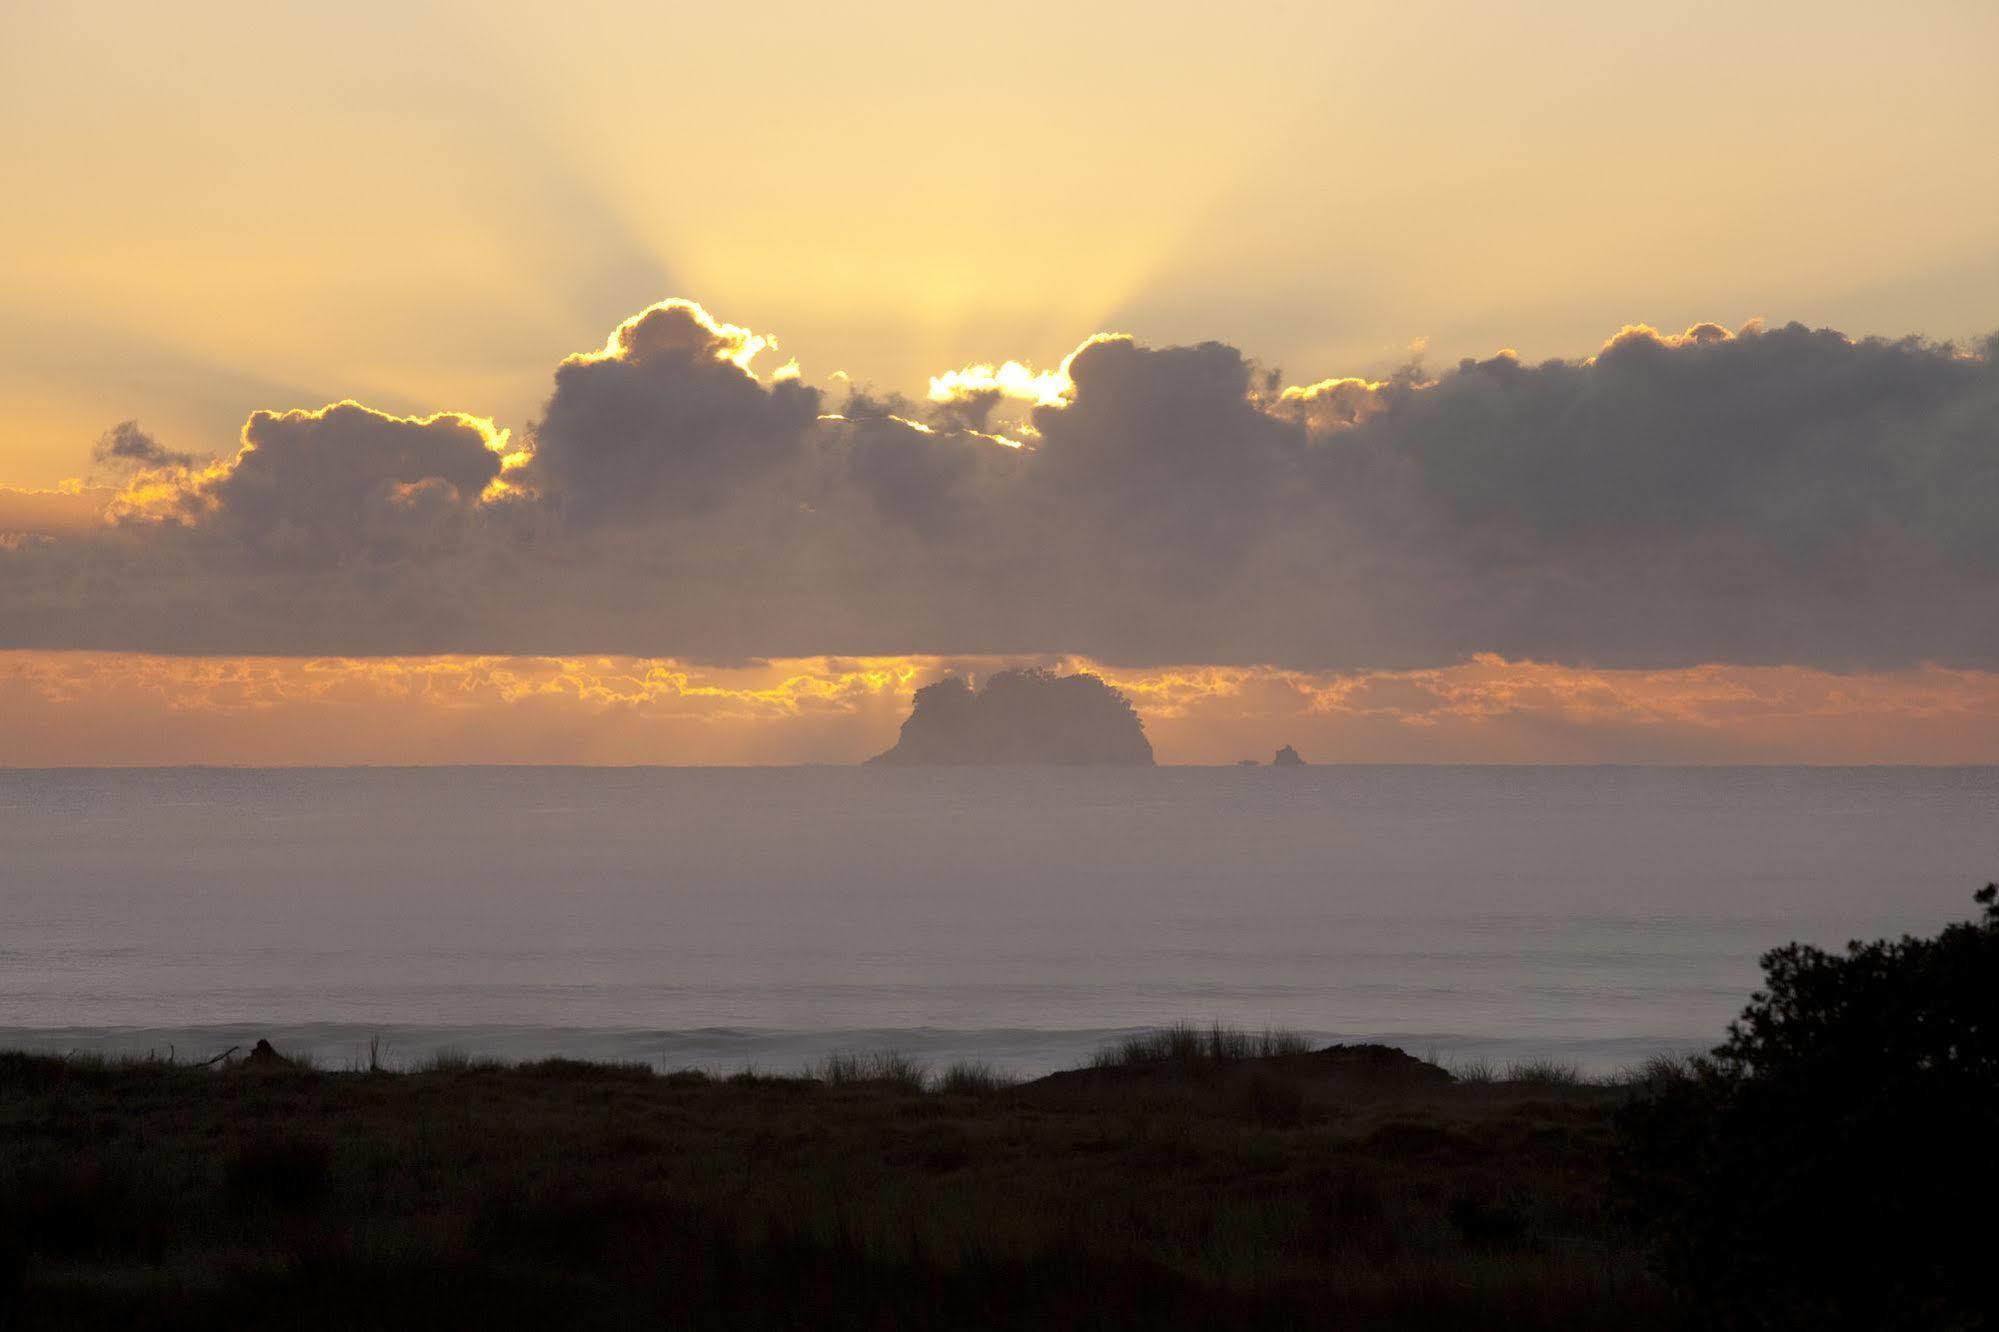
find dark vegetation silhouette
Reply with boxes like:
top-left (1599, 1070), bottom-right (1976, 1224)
top-left (1088, 1022), bottom-right (1316, 1066)
top-left (11, 891), bottom-right (1995, 1330)
top-left (1616, 886), bottom-right (1999, 1329)
top-left (869, 668), bottom-right (1154, 765)
top-left (0, 1027), bottom-right (1663, 1329)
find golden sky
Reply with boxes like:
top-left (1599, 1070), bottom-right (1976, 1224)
top-left (11, 648), bottom-right (1999, 764)
top-left (5, 2), bottom-right (1999, 763)
top-left (6, 653), bottom-right (1999, 766)
top-left (4, 1), bottom-right (1996, 488)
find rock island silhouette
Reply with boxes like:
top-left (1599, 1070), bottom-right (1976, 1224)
top-left (869, 668), bottom-right (1154, 765)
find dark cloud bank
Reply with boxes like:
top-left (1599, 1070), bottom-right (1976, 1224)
top-left (4, 303), bottom-right (1996, 671)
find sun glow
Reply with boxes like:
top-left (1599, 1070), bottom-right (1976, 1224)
top-left (1592, 320), bottom-right (1754, 360)
top-left (926, 333), bottom-right (1133, 409)
top-left (1270, 375), bottom-right (1395, 431)
top-left (928, 360), bottom-right (1072, 407)
top-left (565, 298), bottom-right (776, 376)
top-left (102, 460), bottom-right (229, 525)
top-left (481, 441), bottom-right (535, 501)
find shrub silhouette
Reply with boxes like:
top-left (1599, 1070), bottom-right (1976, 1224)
top-left (1618, 885), bottom-right (1999, 1329)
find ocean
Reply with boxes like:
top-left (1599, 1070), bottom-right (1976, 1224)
top-left (3, 765), bottom-right (1994, 1075)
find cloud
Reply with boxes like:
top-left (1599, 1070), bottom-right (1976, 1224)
top-left (111, 401), bottom-right (514, 567)
top-left (5, 304), bottom-right (1998, 673)
top-left (523, 299), bottom-right (821, 527)
top-left (1023, 334), bottom-right (1301, 575)
top-left (1267, 375), bottom-right (1394, 433)
top-left (1315, 322), bottom-right (1999, 667)
top-left (92, 420), bottom-right (198, 471)
top-left (837, 397), bottom-right (994, 539)
top-left (928, 358), bottom-right (1074, 410)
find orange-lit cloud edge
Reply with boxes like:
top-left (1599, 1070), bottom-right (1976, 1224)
top-left (7, 302), bottom-right (1999, 765)
top-left (0, 306), bottom-right (1793, 546)
top-left (6, 651), bottom-right (1999, 766)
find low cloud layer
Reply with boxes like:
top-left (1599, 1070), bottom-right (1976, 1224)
top-left (3, 304), bottom-right (1996, 671)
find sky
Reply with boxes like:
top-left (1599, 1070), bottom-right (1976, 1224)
top-left (3, 0), bottom-right (1998, 764)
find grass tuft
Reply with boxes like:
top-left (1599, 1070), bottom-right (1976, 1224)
top-left (817, 1050), bottom-right (929, 1092)
top-left (1091, 1022), bottom-right (1314, 1069)
top-left (1501, 1059), bottom-right (1585, 1088)
top-left (1615, 1052), bottom-right (1700, 1092)
top-left (423, 1048), bottom-right (507, 1073)
top-left (936, 1061), bottom-right (1018, 1095)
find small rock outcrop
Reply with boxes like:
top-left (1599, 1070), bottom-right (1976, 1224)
top-left (869, 668), bottom-right (1154, 765)
top-left (1272, 744), bottom-right (1306, 767)
top-left (245, 1039), bottom-right (291, 1067)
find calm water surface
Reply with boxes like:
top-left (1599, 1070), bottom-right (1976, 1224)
top-left (3, 766), bottom-right (1994, 1073)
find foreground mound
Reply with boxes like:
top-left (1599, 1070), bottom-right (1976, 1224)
top-left (1025, 1041), bottom-right (1457, 1112)
top-left (869, 668), bottom-right (1154, 765)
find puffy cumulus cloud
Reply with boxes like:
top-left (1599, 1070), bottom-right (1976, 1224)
top-left (1595, 320), bottom-right (1739, 354)
top-left (5, 303), bottom-right (1999, 679)
top-left (1316, 321), bottom-right (1999, 668)
top-left (112, 401), bottom-right (512, 566)
top-left (1023, 334), bottom-right (1304, 578)
top-left (524, 299), bottom-right (821, 526)
top-left (1265, 375), bottom-right (1397, 433)
top-left (834, 395), bottom-right (1005, 540)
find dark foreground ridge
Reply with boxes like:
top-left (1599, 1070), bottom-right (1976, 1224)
top-left (869, 667), bottom-right (1154, 765)
top-left (0, 1033), bottom-right (1651, 1331)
